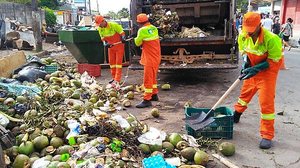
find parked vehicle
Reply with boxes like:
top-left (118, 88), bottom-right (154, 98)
top-left (129, 0), bottom-right (238, 70)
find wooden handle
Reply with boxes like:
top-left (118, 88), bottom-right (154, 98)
top-left (212, 154), bottom-right (239, 168)
top-left (211, 78), bottom-right (241, 110)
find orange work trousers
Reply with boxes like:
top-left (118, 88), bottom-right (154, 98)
top-left (234, 70), bottom-right (280, 140)
top-left (108, 44), bottom-right (124, 82)
top-left (143, 66), bottom-right (159, 100)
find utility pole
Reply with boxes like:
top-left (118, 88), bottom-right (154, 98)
top-left (89, 0), bottom-right (92, 15)
top-left (96, 0), bottom-right (100, 14)
top-left (32, 0), bottom-right (42, 52)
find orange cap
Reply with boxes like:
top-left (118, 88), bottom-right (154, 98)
top-left (242, 12), bottom-right (261, 33)
top-left (137, 13), bottom-right (149, 23)
top-left (95, 15), bottom-right (104, 26)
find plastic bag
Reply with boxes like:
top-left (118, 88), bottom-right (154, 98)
top-left (0, 114), bottom-right (9, 127)
top-left (111, 115), bottom-right (130, 129)
top-left (0, 82), bottom-right (41, 96)
top-left (66, 120), bottom-right (81, 139)
top-left (32, 157), bottom-right (50, 168)
top-left (138, 127), bottom-right (166, 145)
top-left (15, 66), bottom-right (47, 83)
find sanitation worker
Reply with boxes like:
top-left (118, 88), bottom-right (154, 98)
top-left (95, 15), bottom-right (126, 89)
top-left (134, 13), bottom-right (161, 108)
top-left (234, 12), bottom-right (283, 149)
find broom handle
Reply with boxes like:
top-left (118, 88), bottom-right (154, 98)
top-left (211, 78), bottom-right (241, 111)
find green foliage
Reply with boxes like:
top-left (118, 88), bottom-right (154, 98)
top-left (44, 7), bottom-right (56, 27)
top-left (236, 0), bottom-right (248, 12)
top-left (107, 11), bottom-right (118, 20)
top-left (117, 8), bottom-right (129, 19)
top-left (39, 0), bottom-right (59, 10)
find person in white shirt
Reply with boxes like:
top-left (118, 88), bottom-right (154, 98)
top-left (262, 14), bottom-right (273, 31)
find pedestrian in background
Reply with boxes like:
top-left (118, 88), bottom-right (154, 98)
top-left (95, 15), bottom-right (126, 89)
top-left (134, 13), bottom-right (161, 108)
top-left (280, 18), bottom-right (293, 51)
top-left (234, 12), bottom-right (283, 149)
top-left (272, 18), bottom-right (281, 35)
top-left (262, 14), bottom-right (273, 31)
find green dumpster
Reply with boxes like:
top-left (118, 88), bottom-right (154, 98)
top-left (58, 29), bottom-right (131, 65)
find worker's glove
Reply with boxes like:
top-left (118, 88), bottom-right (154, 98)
top-left (121, 35), bottom-right (127, 43)
top-left (240, 61), bottom-right (269, 80)
top-left (103, 42), bottom-right (112, 48)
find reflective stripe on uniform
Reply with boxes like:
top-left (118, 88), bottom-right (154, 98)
top-left (115, 64), bottom-right (122, 68)
top-left (238, 98), bottom-right (248, 106)
top-left (261, 113), bottom-right (275, 120)
top-left (110, 65), bottom-right (116, 68)
top-left (153, 84), bottom-right (157, 88)
top-left (145, 88), bottom-right (153, 93)
top-left (238, 28), bottom-right (282, 62)
top-left (134, 24), bottom-right (159, 46)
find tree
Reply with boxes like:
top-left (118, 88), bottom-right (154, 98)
top-left (106, 11), bottom-right (118, 20)
top-left (44, 7), bottom-right (57, 27)
top-left (39, 0), bottom-right (59, 10)
top-left (117, 8), bottom-right (129, 19)
top-left (236, 0), bottom-right (248, 13)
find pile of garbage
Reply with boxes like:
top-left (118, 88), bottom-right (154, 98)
top-left (150, 4), bottom-right (180, 38)
top-left (0, 57), bottom-right (236, 168)
top-left (1, 18), bottom-right (35, 50)
top-left (150, 4), bottom-right (209, 39)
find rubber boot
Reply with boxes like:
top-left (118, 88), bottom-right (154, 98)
top-left (259, 138), bottom-right (272, 149)
top-left (150, 94), bottom-right (159, 101)
top-left (233, 111), bottom-right (242, 123)
top-left (136, 100), bottom-right (152, 108)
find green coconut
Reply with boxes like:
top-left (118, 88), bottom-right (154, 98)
top-left (56, 145), bottom-right (74, 155)
top-left (18, 141), bottom-right (34, 156)
top-left (219, 142), bottom-right (235, 156)
top-left (180, 147), bottom-right (196, 161)
top-left (138, 144), bottom-right (151, 154)
top-left (169, 133), bottom-right (182, 146)
top-left (16, 96), bottom-right (26, 103)
top-left (161, 84), bottom-right (171, 90)
top-left (194, 150), bottom-right (209, 165)
top-left (149, 144), bottom-right (162, 152)
top-left (33, 135), bottom-right (49, 151)
top-left (12, 154), bottom-right (30, 168)
top-left (162, 142), bottom-right (174, 154)
top-left (151, 108), bottom-right (160, 118)
top-left (50, 137), bottom-right (64, 148)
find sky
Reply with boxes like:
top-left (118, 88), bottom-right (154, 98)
top-left (91, 0), bottom-right (130, 14)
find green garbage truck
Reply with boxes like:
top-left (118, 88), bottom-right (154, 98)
top-left (129, 0), bottom-right (239, 70)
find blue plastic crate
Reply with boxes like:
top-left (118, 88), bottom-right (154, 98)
top-left (185, 106), bottom-right (233, 139)
top-left (143, 155), bottom-right (175, 168)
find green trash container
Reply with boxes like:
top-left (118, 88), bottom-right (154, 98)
top-left (59, 30), bottom-right (103, 64)
top-left (58, 29), bottom-right (131, 65)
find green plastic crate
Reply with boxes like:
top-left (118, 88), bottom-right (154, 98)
top-left (185, 106), bottom-right (233, 139)
top-left (45, 65), bottom-right (58, 74)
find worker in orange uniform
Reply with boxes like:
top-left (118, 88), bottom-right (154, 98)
top-left (95, 15), bottom-right (126, 89)
top-left (234, 12), bottom-right (283, 149)
top-left (134, 13), bottom-right (161, 108)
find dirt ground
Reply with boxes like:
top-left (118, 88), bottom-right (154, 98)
top-left (1, 43), bottom-right (299, 168)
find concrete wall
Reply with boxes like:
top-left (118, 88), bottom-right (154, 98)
top-left (0, 3), bottom-right (45, 27)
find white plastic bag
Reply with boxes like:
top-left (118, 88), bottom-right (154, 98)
top-left (111, 115), bottom-right (130, 129)
top-left (0, 114), bottom-right (9, 127)
top-left (66, 120), bottom-right (81, 139)
top-left (138, 127), bottom-right (166, 145)
top-left (32, 157), bottom-right (50, 168)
